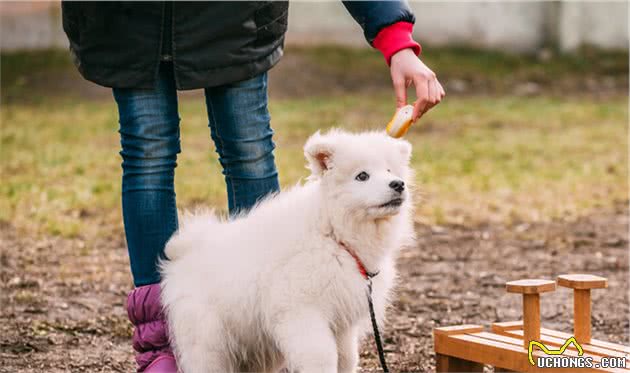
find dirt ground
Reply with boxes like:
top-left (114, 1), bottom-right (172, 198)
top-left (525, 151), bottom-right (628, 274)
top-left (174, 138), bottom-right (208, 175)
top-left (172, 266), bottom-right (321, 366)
top-left (2, 45), bottom-right (628, 371)
top-left (1, 201), bottom-right (627, 372)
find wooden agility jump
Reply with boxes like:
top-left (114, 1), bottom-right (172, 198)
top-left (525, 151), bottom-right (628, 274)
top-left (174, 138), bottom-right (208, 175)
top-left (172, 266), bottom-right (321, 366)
top-left (434, 274), bottom-right (629, 372)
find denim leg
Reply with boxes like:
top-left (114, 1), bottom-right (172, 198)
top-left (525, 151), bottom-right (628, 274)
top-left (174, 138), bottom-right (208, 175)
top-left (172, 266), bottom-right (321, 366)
top-left (205, 73), bottom-right (280, 215)
top-left (113, 65), bottom-right (181, 287)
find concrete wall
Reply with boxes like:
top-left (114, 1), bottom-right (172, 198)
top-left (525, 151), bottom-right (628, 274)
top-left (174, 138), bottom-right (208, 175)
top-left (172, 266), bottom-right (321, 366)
top-left (1, 1), bottom-right (627, 53)
top-left (0, 2), bottom-right (66, 50)
top-left (558, 2), bottom-right (629, 51)
top-left (411, 2), bottom-right (550, 52)
top-left (286, 2), bottom-right (552, 53)
top-left (287, 1), bottom-right (628, 53)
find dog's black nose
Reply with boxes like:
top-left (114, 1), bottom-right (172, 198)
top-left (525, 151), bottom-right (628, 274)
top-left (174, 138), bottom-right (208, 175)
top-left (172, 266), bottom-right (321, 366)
top-left (389, 180), bottom-right (405, 193)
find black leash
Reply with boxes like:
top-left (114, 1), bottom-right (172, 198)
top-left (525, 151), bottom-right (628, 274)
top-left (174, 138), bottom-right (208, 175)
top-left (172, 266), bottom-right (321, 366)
top-left (334, 238), bottom-right (390, 372)
top-left (366, 274), bottom-right (389, 373)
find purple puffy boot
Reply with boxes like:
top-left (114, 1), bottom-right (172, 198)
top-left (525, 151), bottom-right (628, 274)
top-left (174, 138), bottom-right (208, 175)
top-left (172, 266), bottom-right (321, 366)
top-left (126, 284), bottom-right (179, 373)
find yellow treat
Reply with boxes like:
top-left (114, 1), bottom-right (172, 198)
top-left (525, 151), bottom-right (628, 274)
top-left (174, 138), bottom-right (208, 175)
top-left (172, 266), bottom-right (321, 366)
top-left (385, 105), bottom-right (414, 138)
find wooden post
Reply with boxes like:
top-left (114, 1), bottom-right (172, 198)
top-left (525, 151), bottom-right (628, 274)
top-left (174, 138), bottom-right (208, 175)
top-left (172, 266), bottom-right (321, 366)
top-left (574, 289), bottom-right (591, 342)
top-left (506, 279), bottom-right (555, 349)
top-left (523, 293), bottom-right (541, 347)
top-left (436, 354), bottom-right (484, 372)
top-left (557, 274), bottom-right (607, 344)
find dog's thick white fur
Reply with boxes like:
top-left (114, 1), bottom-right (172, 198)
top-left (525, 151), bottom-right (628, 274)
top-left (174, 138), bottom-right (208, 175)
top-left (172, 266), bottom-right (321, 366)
top-left (160, 129), bottom-right (415, 373)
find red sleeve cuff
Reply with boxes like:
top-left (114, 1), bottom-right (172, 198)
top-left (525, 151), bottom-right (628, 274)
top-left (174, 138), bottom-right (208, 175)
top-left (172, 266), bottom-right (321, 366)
top-left (373, 21), bottom-right (422, 65)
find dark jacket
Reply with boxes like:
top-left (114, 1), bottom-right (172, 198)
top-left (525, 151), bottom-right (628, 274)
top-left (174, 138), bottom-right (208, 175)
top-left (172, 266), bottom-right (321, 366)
top-left (62, 1), bottom-right (415, 90)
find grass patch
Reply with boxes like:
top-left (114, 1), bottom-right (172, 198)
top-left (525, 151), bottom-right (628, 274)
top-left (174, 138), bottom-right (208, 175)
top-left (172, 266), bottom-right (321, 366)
top-left (291, 45), bottom-right (628, 88)
top-left (1, 92), bottom-right (626, 236)
top-left (2, 46), bottom-right (627, 103)
top-left (2, 49), bottom-right (72, 84)
top-left (1, 49), bottom-right (74, 102)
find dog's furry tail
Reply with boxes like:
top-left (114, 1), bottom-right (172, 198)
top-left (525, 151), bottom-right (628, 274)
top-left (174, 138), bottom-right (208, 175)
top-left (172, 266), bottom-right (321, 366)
top-left (164, 208), bottom-right (222, 260)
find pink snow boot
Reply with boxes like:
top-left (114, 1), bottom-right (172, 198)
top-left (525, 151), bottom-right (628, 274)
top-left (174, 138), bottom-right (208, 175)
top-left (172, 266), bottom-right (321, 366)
top-left (126, 284), bottom-right (178, 373)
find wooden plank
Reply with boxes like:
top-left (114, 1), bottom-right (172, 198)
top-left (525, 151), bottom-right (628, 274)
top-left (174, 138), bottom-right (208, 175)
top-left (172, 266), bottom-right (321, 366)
top-left (473, 331), bottom-right (528, 347)
top-left (435, 332), bottom-right (532, 372)
top-left (492, 321), bottom-right (524, 332)
top-left (540, 328), bottom-right (630, 355)
top-left (472, 331), bottom-right (627, 366)
top-left (435, 332), bottom-right (628, 373)
top-left (492, 321), bottom-right (630, 355)
top-left (434, 324), bottom-right (484, 336)
top-left (497, 329), bottom-right (629, 361)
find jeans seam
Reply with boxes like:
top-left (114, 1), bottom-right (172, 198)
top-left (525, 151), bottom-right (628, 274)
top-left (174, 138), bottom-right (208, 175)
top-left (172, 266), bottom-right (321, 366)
top-left (206, 96), bottom-right (238, 208)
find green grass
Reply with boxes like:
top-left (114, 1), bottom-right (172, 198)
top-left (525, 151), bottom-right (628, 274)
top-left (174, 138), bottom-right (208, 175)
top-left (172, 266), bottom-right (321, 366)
top-left (1, 49), bottom-right (74, 102)
top-left (3, 46), bottom-right (628, 103)
top-left (1, 49), bottom-right (72, 83)
top-left (292, 45), bottom-right (629, 89)
top-left (2, 91), bottom-right (627, 237)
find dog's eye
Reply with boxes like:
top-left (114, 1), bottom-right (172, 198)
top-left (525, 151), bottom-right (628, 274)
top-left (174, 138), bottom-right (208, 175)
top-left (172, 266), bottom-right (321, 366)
top-left (355, 171), bottom-right (370, 181)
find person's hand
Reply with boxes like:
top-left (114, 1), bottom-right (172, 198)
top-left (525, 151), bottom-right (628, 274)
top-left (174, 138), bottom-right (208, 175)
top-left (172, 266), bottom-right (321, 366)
top-left (389, 48), bottom-right (445, 121)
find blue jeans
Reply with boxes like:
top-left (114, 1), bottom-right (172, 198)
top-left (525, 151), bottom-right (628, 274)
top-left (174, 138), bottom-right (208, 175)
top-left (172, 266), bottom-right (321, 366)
top-left (113, 64), bottom-right (279, 286)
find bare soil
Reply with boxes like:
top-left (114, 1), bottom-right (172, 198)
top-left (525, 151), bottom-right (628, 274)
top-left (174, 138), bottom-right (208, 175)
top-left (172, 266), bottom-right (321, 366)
top-left (1, 202), bottom-right (628, 372)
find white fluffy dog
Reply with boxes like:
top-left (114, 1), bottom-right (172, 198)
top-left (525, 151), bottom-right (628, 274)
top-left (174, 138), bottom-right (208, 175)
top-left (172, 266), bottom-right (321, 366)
top-left (160, 129), bottom-right (415, 373)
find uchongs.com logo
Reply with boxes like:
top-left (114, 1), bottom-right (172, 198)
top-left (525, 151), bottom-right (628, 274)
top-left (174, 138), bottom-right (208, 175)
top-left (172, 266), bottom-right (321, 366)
top-left (528, 336), bottom-right (627, 369)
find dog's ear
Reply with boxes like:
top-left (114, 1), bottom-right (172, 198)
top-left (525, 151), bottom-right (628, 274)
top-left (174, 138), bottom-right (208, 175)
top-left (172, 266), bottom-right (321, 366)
top-left (304, 131), bottom-right (335, 176)
top-left (396, 139), bottom-right (412, 164)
